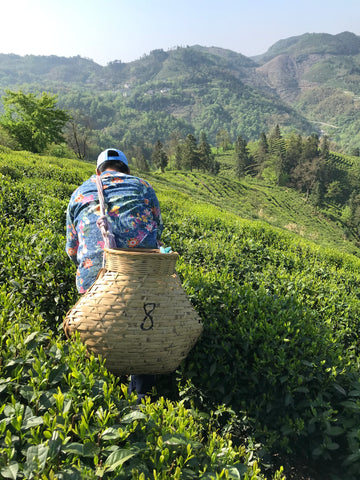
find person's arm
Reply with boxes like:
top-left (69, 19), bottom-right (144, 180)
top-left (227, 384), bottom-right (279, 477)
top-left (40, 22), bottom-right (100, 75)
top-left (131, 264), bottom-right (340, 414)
top-left (147, 185), bottom-right (164, 243)
top-left (65, 199), bottom-right (79, 266)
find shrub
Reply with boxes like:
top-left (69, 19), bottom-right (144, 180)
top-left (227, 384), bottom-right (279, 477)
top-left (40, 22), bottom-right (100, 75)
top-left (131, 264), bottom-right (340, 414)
top-left (0, 151), bottom-right (285, 479)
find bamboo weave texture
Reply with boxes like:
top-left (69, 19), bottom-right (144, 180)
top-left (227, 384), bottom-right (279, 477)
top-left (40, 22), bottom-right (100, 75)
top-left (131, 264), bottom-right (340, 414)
top-left (63, 248), bottom-right (203, 375)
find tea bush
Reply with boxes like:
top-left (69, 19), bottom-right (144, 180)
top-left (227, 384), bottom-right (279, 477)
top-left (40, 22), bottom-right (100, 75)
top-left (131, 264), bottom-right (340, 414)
top-left (159, 198), bottom-right (360, 477)
top-left (2, 150), bottom-right (360, 478)
top-left (0, 152), bottom-right (284, 479)
top-left (2, 299), bottom-right (278, 479)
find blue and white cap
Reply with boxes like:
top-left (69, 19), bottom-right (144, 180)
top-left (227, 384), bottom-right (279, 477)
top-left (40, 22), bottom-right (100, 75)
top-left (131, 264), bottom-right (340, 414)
top-left (96, 148), bottom-right (129, 170)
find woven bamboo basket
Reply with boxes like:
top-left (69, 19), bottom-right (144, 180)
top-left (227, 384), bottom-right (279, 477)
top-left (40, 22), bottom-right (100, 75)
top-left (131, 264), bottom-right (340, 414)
top-left (63, 248), bottom-right (203, 375)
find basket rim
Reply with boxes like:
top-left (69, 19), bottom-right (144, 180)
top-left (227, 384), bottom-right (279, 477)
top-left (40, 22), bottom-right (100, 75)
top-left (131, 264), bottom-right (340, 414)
top-left (104, 247), bottom-right (178, 257)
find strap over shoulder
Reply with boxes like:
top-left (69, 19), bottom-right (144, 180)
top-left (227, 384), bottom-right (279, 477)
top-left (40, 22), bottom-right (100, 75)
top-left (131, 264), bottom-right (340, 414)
top-left (95, 173), bottom-right (117, 250)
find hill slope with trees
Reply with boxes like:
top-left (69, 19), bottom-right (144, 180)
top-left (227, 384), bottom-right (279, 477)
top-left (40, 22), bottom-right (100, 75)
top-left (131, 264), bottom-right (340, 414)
top-left (1, 31), bottom-right (360, 154)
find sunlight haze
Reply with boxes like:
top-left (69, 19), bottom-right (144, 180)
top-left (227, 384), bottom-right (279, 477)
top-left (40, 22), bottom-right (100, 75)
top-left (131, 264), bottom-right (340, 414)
top-left (1, 0), bottom-right (359, 64)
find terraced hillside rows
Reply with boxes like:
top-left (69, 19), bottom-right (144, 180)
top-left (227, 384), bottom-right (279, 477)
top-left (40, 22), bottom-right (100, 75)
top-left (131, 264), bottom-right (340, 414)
top-left (145, 168), bottom-right (360, 258)
top-left (1, 148), bottom-right (360, 479)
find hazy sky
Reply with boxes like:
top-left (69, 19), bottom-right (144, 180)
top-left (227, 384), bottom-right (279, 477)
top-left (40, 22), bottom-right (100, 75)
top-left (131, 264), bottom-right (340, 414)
top-left (1, 0), bottom-right (359, 65)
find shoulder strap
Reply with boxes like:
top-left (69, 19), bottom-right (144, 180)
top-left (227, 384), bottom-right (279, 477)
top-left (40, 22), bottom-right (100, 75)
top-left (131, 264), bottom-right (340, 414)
top-left (95, 173), bottom-right (117, 251)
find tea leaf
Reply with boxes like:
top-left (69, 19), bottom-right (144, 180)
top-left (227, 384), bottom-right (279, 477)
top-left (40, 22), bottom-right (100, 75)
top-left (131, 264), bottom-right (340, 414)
top-left (24, 444), bottom-right (49, 476)
top-left (22, 415), bottom-right (44, 430)
top-left (104, 448), bottom-right (137, 472)
top-left (0, 463), bottom-right (19, 480)
top-left (62, 443), bottom-right (84, 456)
top-left (102, 425), bottom-right (122, 440)
top-left (121, 411), bottom-right (147, 424)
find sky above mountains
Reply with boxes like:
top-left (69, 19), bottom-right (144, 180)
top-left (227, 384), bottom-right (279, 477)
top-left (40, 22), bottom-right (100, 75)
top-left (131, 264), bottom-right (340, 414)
top-left (2, 0), bottom-right (360, 65)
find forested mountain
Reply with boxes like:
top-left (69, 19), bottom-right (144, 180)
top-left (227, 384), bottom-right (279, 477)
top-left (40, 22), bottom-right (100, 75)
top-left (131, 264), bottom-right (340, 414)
top-left (0, 31), bottom-right (359, 152)
top-left (249, 32), bottom-right (360, 152)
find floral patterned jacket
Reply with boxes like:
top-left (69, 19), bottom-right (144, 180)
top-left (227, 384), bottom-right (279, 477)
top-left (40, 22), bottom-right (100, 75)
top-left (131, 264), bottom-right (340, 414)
top-left (66, 171), bottom-right (163, 293)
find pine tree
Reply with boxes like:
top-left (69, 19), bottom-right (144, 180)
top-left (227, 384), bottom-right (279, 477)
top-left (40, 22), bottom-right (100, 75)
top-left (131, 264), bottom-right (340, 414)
top-left (174, 144), bottom-right (183, 170)
top-left (216, 129), bottom-right (231, 152)
top-left (301, 134), bottom-right (319, 162)
top-left (348, 191), bottom-right (360, 234)
top-left (183, 134), bottom-right (199, 171)
top-left (289, 134), bottom-right (324, 200)
top-left (234, 135), bottom-right (251, 178)
top-left (254, 132), bottom-right (269, 174)
top-left (152, 140), bottom-right (168, 173)
top-left (285, 133), bottom-right (302, 174)
top-left (198, 132), bottom-right (215, 173)
top-left (131, 143), bottom-right (150, 171)
top-left (268, 124), bottom-right (286, 164)
top-left (320, 135), bottom-right (330, 160)
top-left (166, 130), bottom-right (183, 159)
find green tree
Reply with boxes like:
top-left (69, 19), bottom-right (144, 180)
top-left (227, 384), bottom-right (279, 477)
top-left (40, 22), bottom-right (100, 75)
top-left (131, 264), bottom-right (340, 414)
top-left (0, 90), bottom-right (69, 153)
top-left (216, 129), bottom-right (231, 152)
top-left (166, 130), bottom-right (183, 159)
top-left (129, 142), bottom-right (151, 171)
top-left (284, 132), bottom-right (303, 175)
top-left (292, 156), bottom-right (324, 201)
top-left (288, 133), bottom-right (324, 199)
top-left (234, 135), bottom-right (251, 178)
top-left (348, 191), bottom-right (360, 235)
top-left (0, 125), bottom-right (20, 150)
top-left (325, 180), bottom-right (343, 202)
top-left (301, 134), bottom-right (319, 163)
top-left (350, 147), bottom-right (360, 157)
top-left (309, 180), bottom-right (324, 208)
top-left (198, 132), bottom-right (216, 173)
top-left (268, 125), bottom-right (284, 155)
top-left (253, 132), bottom-right (269, 175)
top-left (258, 132), bottom-right (269, 157)
top-left (320, 135), bottom-right (330, 160)
top-left (268, 124), bottom-right (287, 180)
top-left (152, 140), bottom-right (168, 173)
top-left (174, 144), bottom-right (184, 170)
top-left (183, 134), bottom-right (199, 171)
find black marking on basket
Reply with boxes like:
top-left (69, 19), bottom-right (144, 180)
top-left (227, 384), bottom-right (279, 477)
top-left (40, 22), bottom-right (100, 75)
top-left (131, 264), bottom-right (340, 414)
top-left (141, 303), bottom-right (156, 331)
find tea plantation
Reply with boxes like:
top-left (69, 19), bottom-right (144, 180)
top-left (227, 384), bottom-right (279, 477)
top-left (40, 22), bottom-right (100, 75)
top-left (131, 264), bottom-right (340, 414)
top-left (1, 148), bottom-right (360, 479)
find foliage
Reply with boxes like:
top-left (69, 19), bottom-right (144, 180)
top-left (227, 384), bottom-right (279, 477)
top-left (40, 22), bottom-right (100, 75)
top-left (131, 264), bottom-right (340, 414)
top-left (233, 135), bottom-right (252, 178)
top-left (259, 32), bottom-right (360, 62)
top-left (152, 140), bottom-right (168, 173)
top-left (0, 150), bottom-right (286, 479)
top-left (3, 147), bottom-right (360, 477)
top-left (0, 46), bottom-right (315, 154)
top-left (160, 202), bottom-right (360, 478)
top-left (0, 90), bottom-right (69, 153)
top-left (1, 35), bottom-right (360, 151)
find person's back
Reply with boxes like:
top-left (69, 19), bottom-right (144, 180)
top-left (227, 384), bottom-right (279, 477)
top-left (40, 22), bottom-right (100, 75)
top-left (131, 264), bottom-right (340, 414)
top-left (66, 149), bottom-right (163, 293)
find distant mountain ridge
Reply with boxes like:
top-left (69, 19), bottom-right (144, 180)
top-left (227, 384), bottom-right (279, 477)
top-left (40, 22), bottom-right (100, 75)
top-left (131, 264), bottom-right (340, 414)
top-left (254, 31), bottom-right (360, 61)
top-left (0, 31), bottom-right (359, 151)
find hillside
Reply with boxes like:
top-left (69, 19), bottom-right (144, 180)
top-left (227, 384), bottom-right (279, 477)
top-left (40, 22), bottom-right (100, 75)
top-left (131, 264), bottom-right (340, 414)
top-left (145, 168), bottom-right (359, 257)
top-left (249, 32), bottom-right (360, 150)
top-left (254, 31), bottom-right (360, 62)
top-left (1, 143), bottom-right (358, 258)
top-left (1, 32), bottom-right (360, 153)
top-left (2, 149), bottom-right (360, 478)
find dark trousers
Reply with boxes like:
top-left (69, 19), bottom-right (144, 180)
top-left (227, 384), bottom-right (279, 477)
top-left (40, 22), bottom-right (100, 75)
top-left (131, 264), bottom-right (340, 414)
top-left (128, 374), bottom-right (156, 404)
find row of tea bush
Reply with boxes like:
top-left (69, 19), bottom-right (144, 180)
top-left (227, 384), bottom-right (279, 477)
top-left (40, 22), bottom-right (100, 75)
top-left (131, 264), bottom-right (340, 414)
top-left (2, 147), bottom-right (360, 478)
top-left (0, 149), bottom-right (285, 479)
